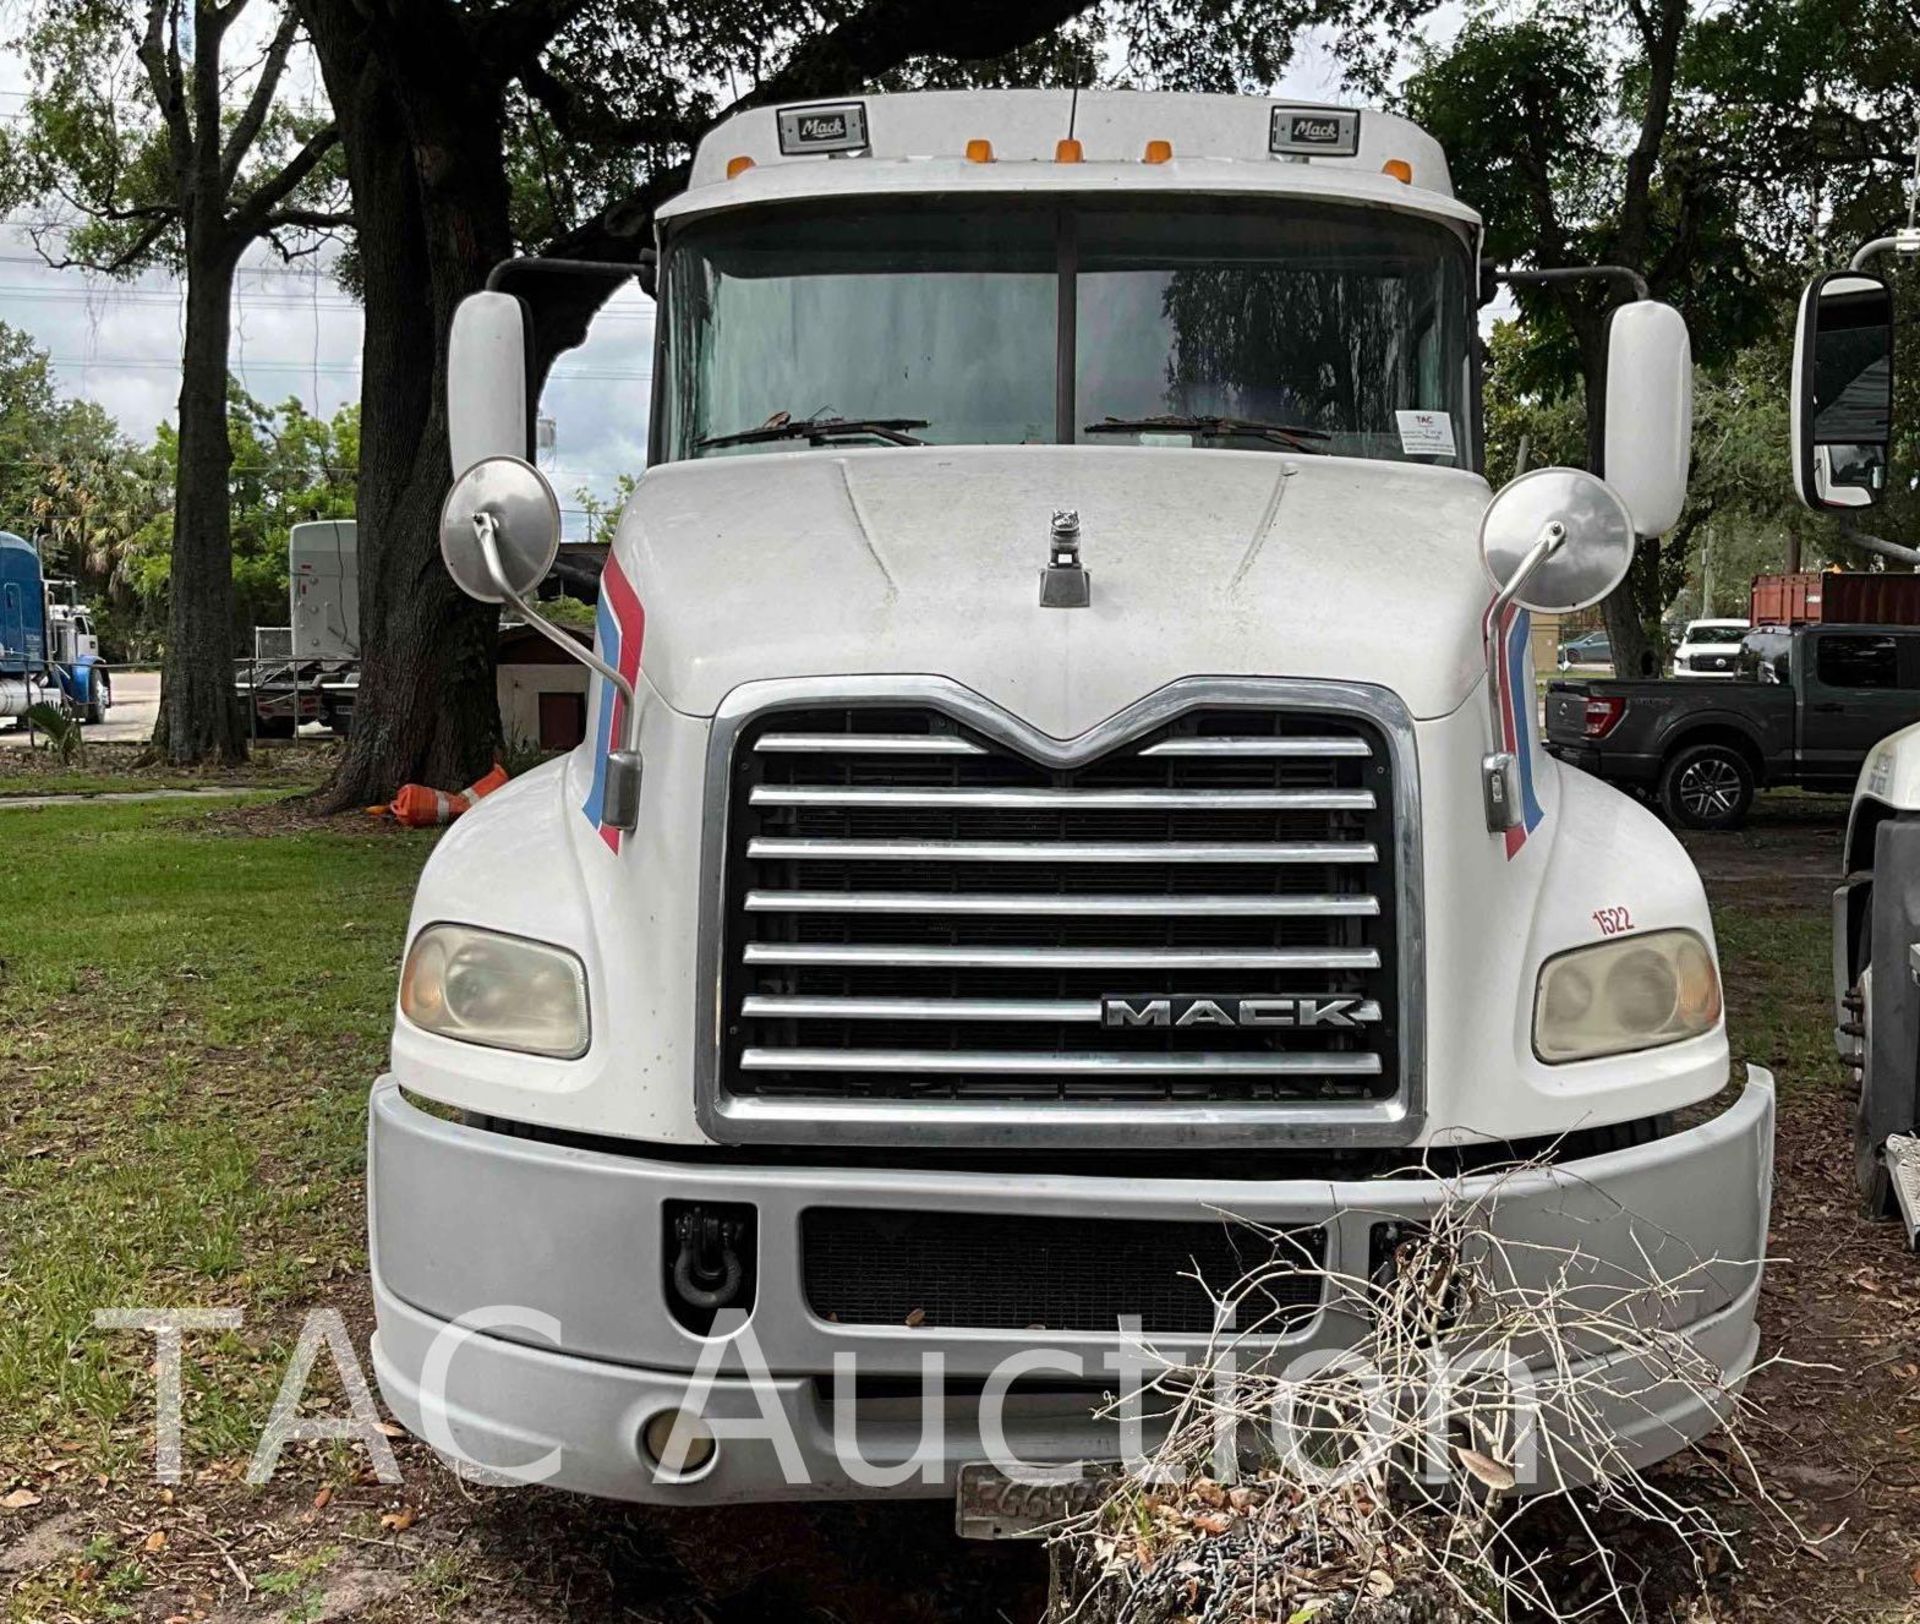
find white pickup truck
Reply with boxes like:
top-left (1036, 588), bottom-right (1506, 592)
top-left (367, 90), bottom-right (1773, 1507)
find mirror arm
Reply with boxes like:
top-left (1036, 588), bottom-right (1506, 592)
top-left (473, 511), bottom-right (646, 831)
top-left (1480, 263), bottom-right (1649, 306)
top-left (1838, 520), bottom-right (1920, 569)
top-left (1480, 521), bottom-right (1565, 833)
top-left (1849, 232), bottom-right (1920, 271)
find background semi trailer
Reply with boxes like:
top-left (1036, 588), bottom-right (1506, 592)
top-left (238, 519), bottom-right (360, 736)
top-left (366, 90), bottom-right (1772, 1508)
top-left (0, 529), bottom-right (111, 727)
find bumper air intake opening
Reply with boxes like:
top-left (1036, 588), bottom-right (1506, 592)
top-left (802, 1207), bottom-right (1326, 1335)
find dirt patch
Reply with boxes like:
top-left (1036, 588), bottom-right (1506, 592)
top-left (0, 1511), bottom-right (85, 1574)
top-left (194, 798), bottom-right (435, 839)
top-left (0, 739), bottom-right (340, 794)
top-left (1679, 789), bottom-right (1853, 914)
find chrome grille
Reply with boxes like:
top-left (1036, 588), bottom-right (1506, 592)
top-left (701, 681), bottom-right (1419, 1148)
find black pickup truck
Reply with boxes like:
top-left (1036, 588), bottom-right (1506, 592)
top-left (1545, 623), bottom-right (1920, 829)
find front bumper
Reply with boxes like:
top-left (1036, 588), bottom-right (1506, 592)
top-left (369, 1072), bottom-right (1775, 1504)
top-left (1544, 741), bottom-right (1661, 787)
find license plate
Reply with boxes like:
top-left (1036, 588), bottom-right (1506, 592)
top-left (954, 1461), bottom-right (1120, 1539)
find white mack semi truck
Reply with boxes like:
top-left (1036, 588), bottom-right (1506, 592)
top-left (369, 90), bottom-right (1774, 1509)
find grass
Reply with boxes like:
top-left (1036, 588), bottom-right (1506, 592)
top-left (1712, 902), bottom-right (1833, 1089)
top-left (0, 798), bottom-right (433, 1492)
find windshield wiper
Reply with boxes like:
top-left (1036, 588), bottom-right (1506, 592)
top-left (697, 412), bottom-right (930, 450)
top-left (1083, 415), bottom-right (1331, 451)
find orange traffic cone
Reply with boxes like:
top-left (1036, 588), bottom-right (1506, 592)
top-left (382, 763), bottom-right (509, 827)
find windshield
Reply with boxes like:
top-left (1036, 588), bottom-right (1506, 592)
top-left (662, 199), bottom-right (1473, 466)
top-left (1684, 622), bottom-right (1748, 643)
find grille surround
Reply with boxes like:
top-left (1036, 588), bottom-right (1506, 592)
top-left (695, 676), bottom-right (1425, 1148)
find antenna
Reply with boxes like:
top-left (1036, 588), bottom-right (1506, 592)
top-left (1068, 83), bottom-right (1079, 142)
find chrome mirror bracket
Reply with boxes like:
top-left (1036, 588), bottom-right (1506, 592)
top-left (472, 508), bottom-right (647, 836)
top-left (1482, 751), bottom-right (1521, 832)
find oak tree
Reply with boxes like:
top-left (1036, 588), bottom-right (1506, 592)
top-left (0, 0), bottom-right (349, 761)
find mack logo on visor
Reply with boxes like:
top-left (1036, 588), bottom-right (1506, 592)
top-left (1102, 994), bottom-right (1381, 1028)
top-left (776, 102), bottom-right (869, 155)
top-left (1269, 106), bottom-right (1361, 158)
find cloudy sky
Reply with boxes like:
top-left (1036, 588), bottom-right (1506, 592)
top-left (0, 23), bottom-right (1460, 541)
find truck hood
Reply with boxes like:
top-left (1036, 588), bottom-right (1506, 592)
top-left (617, 445), bottom-right (1495, 733)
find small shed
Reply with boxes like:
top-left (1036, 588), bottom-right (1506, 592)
top-left (497, 620), bottom-right (592, 752)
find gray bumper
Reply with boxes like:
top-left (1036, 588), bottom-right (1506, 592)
top-left (369, 1071), bottom-right (1774, 1504)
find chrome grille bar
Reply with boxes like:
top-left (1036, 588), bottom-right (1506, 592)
top-left (741, 995), bottom-right (1385, 1024)
top-left (747, 837), bottom-right (1377, 865)
top-left (755, 732), bottom-right (986, 754)
top-left (742, 943), bottom-right (1381, 971)
top-left (1139, 736), bottom-right (1372, 758)
top-left (744, 890), bottom-right (1379, 917)
top-left (750, 784), bottom-right (1375, 811)
top-left (744, 995), bottom-right (1106, 1021)
top-left (741, 1048), bottom-right (1383, 1076)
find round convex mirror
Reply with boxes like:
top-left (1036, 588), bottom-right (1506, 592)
top-left (1479, 466), bottom-right (1636, 614)
top-left (438, 455), bottom-right (562, 604)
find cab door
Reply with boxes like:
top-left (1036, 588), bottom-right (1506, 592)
top-left (0, 584), bottom-right (22, 674)
top-left (1798, 629), bottom-right (1920, 779)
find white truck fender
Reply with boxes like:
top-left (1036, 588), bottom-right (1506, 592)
top-left (1845, 719), bottom-right (1920, 874)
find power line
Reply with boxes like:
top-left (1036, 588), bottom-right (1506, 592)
top-left (0, 277), bottom-right (656, 321)
top-left (37, 353), bottom-right (652, 382)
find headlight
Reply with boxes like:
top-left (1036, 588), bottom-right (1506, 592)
top-left (399, 924), bottom-right (590, 1059)
top-left (1533, 929), bottom-right (1720, 1063)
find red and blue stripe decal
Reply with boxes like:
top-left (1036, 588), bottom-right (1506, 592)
top-left (1491, 602), bottom-right (1544, 858)
top-left (582, 554), bottom-right (645, 853)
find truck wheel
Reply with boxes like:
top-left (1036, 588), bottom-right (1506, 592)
top-left (1850, 968), bottom-right (1897, 1218)
top-left (1659, 743), bottom-right (1754, 830)
top-left (86, 674), bottom-right (110, 725)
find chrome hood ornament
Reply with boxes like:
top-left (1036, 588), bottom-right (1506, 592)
top-left (1038, 508), bottom-right (1091, 608)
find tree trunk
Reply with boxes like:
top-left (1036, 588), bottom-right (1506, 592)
top-left (158, 236), bottom-right (247, 765)
top-left (302, 0), bottom-right (503, 809)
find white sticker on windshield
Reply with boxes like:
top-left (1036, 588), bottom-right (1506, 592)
top-left (1395, 410), bottom-right (1456, 457)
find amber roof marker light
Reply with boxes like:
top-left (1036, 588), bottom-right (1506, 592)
top-left (725, 155), bottom-right (755, 179)
top-left (1143, 139), bottom-right (1173, 164)
top-left (1382, 158), bottom-right (1414, 184)
top-left (966, 138), bottom-right (995, 164)
top-left (1056, 138), bottom-right (1084, 163)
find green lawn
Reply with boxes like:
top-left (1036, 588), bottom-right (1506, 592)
top-left (1712, 903), bottom-right (1834, 1089)
top-left (0, 800), bottom-right (433, 1487)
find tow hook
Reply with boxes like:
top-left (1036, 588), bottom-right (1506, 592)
top-left (671, 1206), bottom-right (747, 1310)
